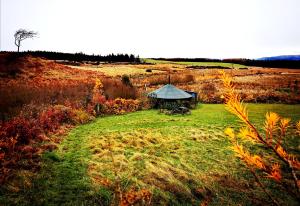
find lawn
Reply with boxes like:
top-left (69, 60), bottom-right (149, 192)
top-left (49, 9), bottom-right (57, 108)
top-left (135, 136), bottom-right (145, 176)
top-left (1, 104), bottom-right (300, 205)
top-left (144, 59), bottom-right (247, 69)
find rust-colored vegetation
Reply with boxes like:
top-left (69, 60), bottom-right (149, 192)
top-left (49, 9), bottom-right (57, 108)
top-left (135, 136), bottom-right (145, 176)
top-left (0, 53), bottom-right (147, 187)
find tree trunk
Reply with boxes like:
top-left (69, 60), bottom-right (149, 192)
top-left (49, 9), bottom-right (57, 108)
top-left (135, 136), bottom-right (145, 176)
top-left (17, 40), bottom-right (20, 52)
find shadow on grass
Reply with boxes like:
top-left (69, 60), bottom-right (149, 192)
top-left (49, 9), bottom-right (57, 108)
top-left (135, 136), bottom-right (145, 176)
top-left (1, 136), bottom-right (109, 206)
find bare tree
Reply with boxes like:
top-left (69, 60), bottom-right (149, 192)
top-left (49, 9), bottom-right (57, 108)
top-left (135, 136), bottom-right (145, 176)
top-left (14, 29), bottom-right (38, 52)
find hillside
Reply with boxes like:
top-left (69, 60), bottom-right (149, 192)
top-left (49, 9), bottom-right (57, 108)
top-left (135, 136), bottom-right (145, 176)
top-left (0, 52), bottom-right (105, 80)
top-left (0, 53), bottom-right (139, 120)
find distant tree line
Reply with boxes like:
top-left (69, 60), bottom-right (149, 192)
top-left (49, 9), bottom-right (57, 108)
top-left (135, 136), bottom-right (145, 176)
top-left (1, 51), bottom-right (140, 63)
top-left (154, 58), bottom-right (300, 69)
top-left (223, 58), bottom-right (300, 69)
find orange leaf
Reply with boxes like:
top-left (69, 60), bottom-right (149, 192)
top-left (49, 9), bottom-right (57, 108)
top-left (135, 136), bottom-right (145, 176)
top-left (267, 163), bottom-right (282, 182)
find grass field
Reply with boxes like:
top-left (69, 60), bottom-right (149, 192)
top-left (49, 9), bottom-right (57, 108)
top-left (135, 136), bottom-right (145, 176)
top-left (144, 59), bottom-right (247, 69)
top-left (1, 104), bottom-right (299, 205)
top-left (70, 65), bottom-right (165, 77)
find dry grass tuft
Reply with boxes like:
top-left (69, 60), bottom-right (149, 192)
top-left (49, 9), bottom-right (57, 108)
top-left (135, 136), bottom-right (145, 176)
top-left (86, 128), bottom-right (220, 203)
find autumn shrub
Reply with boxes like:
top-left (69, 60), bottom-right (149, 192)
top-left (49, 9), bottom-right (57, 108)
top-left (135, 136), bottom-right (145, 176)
top-left (0, 53), bottom-right (26, 77)
top-left (38, 105), bottom-right (73, 133)
top-left (102, 78), bottom-right (138, 100)
top-left (71, 109), bottom-right (94, 124)
top-left (147, 75), bottom-right (167, 85)
top-left (199, 82), bottom-right (219, 103)
top-left (0, 103), bottom-right (96, 185)
top-left (20, 103), bottom-right (50, 120)
top-left (184, 74), bottom-right (195, 83)
top-left (221, 71), bottom-right (300, 205)
top-left (0, 79), bottom-right (94, 121)
top-left (87, 78), bottom-right (105, 116)
top-left (0, 117), bottom-right (37, 145)
top-left (87, 79), bottom-right (143, 117)
top-left (121, 74), bottom-right (132, 86)
top-left (137, 97), bottom-right (152, 110)
top-left (103, 98), bottom-right (140, 115)
top-left (0, 116), bottom-right (41, 184)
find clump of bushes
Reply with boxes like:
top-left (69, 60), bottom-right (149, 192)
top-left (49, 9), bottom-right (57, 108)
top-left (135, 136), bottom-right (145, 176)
top-left (0, 105), bottom-right (93, 185)
top-left (121, 74), bottom-right (132, 86)
top-left (102, 98), bottom-right (141, 115)
top-left (102, 78), bottom-right (138, 100)
top-left (72, 109), bottom-right (94, 124)
top-left (88, 78), bottom-right (146, 116)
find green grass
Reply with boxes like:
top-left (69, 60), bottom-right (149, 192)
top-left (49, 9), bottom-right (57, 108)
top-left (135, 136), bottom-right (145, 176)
top-left (144, 58), bottom-right (247, 69)
top-left (1, 104), bottom-right (300, 205)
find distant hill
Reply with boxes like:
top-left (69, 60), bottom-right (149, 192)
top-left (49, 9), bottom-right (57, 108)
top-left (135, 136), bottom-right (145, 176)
top-left (257, 55), bottom-right (300, 61)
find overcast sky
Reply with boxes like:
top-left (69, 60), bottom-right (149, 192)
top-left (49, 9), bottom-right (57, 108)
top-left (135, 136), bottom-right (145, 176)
top-left (1, 0), bottom-right (300, 59)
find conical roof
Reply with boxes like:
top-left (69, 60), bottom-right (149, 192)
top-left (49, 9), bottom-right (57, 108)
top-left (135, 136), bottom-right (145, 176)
top-left (148, 84), bottom-right (192, 100)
